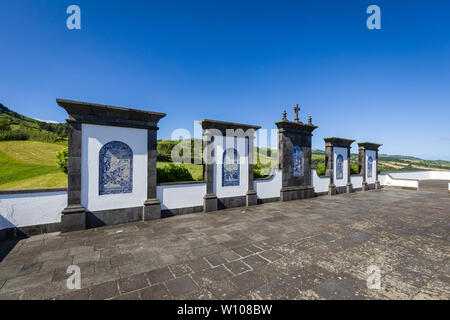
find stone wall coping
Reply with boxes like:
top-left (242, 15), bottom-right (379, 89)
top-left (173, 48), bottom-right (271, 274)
top-left (275, 119), bottom-right (318, 132)
top-left (200, 119), bottom-right (261, 132)
top-left (0, 188), bottom-right (68, 196)
top-left (324, 137), bottom-right (355, 147)
top-left (157, 180), bottom-right (206, 186)
top-left (57, 99), bottom-right (166, 128)
top-left (358, 142), bottom-right (382, 150)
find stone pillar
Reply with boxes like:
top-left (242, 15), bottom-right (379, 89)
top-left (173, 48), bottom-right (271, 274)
top-left (143, 128), bottom-right (161, 221)
top-left (358, 142), bottom-right (382, 191)
top-left (276, 109), bottom-right (317, 202)
top-left (61, 120), bottom-right (86, 233)
top-left (203, 130), bottom-right (218, 212)
top-left (347, 147), bottom-right (353, 193)
top-left (325, 143), bottom-right (336, 195)
top-left (246, 135), bottom-right (258, 206)
top-left (324, 138), bottom-right (355, 195)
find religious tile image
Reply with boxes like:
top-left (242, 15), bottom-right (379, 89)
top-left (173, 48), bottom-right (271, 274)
top-left (336, 154), bottom-right (344, 180)
top-left (292, 145), bottom-right (303, 177)
top-left (99, 141), bottom-right (133, 195)
top-left (222, 148), bottom-right (240, 186)
top-left (367, 156), bottom-right (373, 178)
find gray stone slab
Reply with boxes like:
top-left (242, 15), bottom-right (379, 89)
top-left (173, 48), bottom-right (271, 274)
top-left (165, 275), bottom-right (198, 297)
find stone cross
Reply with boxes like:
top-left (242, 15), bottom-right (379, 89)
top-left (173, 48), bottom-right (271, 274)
top-left (293, 104), bottom-right (300, 122)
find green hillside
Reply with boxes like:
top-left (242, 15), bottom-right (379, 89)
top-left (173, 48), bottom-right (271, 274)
top-left (0, 103), bottom-right (67, 142)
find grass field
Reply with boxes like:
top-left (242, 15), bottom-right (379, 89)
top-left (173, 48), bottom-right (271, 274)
top-left (0, 141), bottom-right (67, 190)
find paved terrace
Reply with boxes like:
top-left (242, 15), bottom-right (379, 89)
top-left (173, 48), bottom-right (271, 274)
top-left (0, 181), bottom-right (448, 300)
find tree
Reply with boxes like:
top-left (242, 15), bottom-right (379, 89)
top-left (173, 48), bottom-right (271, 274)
top-left (0, 118), bottom-right (11, 131)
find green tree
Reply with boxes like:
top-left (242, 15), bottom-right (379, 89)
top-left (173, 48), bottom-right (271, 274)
top-left (0, 118), bottom-right (11, 131)
top-left (56, 147), bottom-right (68, 173)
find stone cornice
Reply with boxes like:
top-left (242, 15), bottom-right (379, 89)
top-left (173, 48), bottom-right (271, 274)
top-left (200, 119), bottom-right (261, 136)
top-left (324, 137), bottom-right (355, 148)
top-left (275, 120), bottom-right (318, 134)
top-left (358, 142), bottom-right (382, 151)
top-left (57, 99), bottom-right (166, 130)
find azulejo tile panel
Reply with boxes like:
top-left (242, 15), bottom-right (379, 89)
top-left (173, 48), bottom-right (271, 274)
top-left (336, 154), bottom-right (344, 180)
top-left (222, 148), bottom-right (240, 187)
top-left (292, 145), bottom-right (303, 177)
top-left (99, 141), bottom-right (133, 195)
top-left (367, 156), bottom-right (373, 178)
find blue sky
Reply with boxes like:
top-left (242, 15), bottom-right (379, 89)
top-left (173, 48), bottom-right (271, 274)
top-left (1, 0), bottom-right (449, 160)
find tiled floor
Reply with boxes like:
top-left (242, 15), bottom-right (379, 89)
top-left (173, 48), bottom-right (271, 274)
top-left (0, 180), bottom-right (448, 300)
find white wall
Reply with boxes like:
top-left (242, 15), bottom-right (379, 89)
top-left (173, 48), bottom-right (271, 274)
top-left (0, 191), bottom-right (66, 230)
top-left (311, 169), bottom-right (331, 194)
top-left (428, 171), bottom-right (450, 180)
top-left (366, 150), bottom-right (377, 184)
top-left (334, 147), bottom-right (348, 187)
top-left (387, 171), bottom-right (431, 180)
top-left (213, 136), bottom-right (249, 198)
top-left (351, 175), bottom-right (363, 189)
top-left (254, 169), bottom-right (281, 199)
top-left (379, 174), bottom-right (419, 189)
top-left (157, 183), bottom-right (206, 210)
top-left (82, 124), bottom-right (148, 212)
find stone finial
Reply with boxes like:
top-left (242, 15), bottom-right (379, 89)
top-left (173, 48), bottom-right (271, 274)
top-left (308, 116), bottom-right (312, 125)
top-left (293, 104), bottom-right (300, 122)
top-left (282, 110), bottom-right (287, 120)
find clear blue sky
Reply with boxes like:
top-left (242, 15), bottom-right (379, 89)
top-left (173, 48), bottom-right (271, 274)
top-left (1, 0), bottom-right (449, 160)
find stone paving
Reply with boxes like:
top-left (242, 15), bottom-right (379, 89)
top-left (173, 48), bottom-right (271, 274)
top-left (0, 180), bottom-right (449, 300)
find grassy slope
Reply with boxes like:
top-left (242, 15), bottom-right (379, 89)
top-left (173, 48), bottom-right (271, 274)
top-left (0, 141), bottom-right (67, 190)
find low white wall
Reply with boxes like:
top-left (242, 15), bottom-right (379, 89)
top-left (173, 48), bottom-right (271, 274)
top-left (311, 169), bottom-right (330, 194)
top-left (429, 171), bottom-right (450, 180)
top-left (0, 191), bottom-right (66, 230)
top-left (351, 175), bottom-right (363, 189)
top-left (379, 174), bottom-right (419, 189)
top-left (386, 171), bottom-right (431, 180)
top-left (254, 169), bottom-right (282, 199)
top-left (157, 183), bottom-right (206, 210)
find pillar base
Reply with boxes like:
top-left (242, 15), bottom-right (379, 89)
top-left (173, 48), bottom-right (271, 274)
top-left (375, 180), bottom-right (381, 190)
top-left (346, 183), bottom-right (354, 193)
top-left (246, 190), bottom-right (258, 206)
top-left (143, 199), bottom-right (161, 221)
top-left (328, 184), bottom-right (337, 196)
top-left (280, 186), bottom-right (315, 202)
top-left (203, 194), bottom-right (218, 213)
top-left (61, 205), bottom-right (86, 233)
top-left (362, 182), bottom-right (369, 191)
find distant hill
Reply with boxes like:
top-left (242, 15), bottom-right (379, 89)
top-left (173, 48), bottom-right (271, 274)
top-left (0, 103), bottom-right (67, 141)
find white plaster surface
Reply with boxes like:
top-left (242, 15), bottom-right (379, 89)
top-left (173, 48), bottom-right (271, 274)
top-left (213, 136), bottom-right (249, 198)
top-left (81, 124), bottom-right (148, 212)
top-left (334, 147), bottom-right (348, 187)
top-left (0, 192), bottom-right (66, 230)
top-left (350, 175), bottom-right (363, 189)
top-left (311, 169), bottom-right (331, 193)
top-left (254, 169), bottom-right (281, 199)
top-left (157, 183), bottom-right (206, 210)
top-left (378, 174), bottom-right (419, 189)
